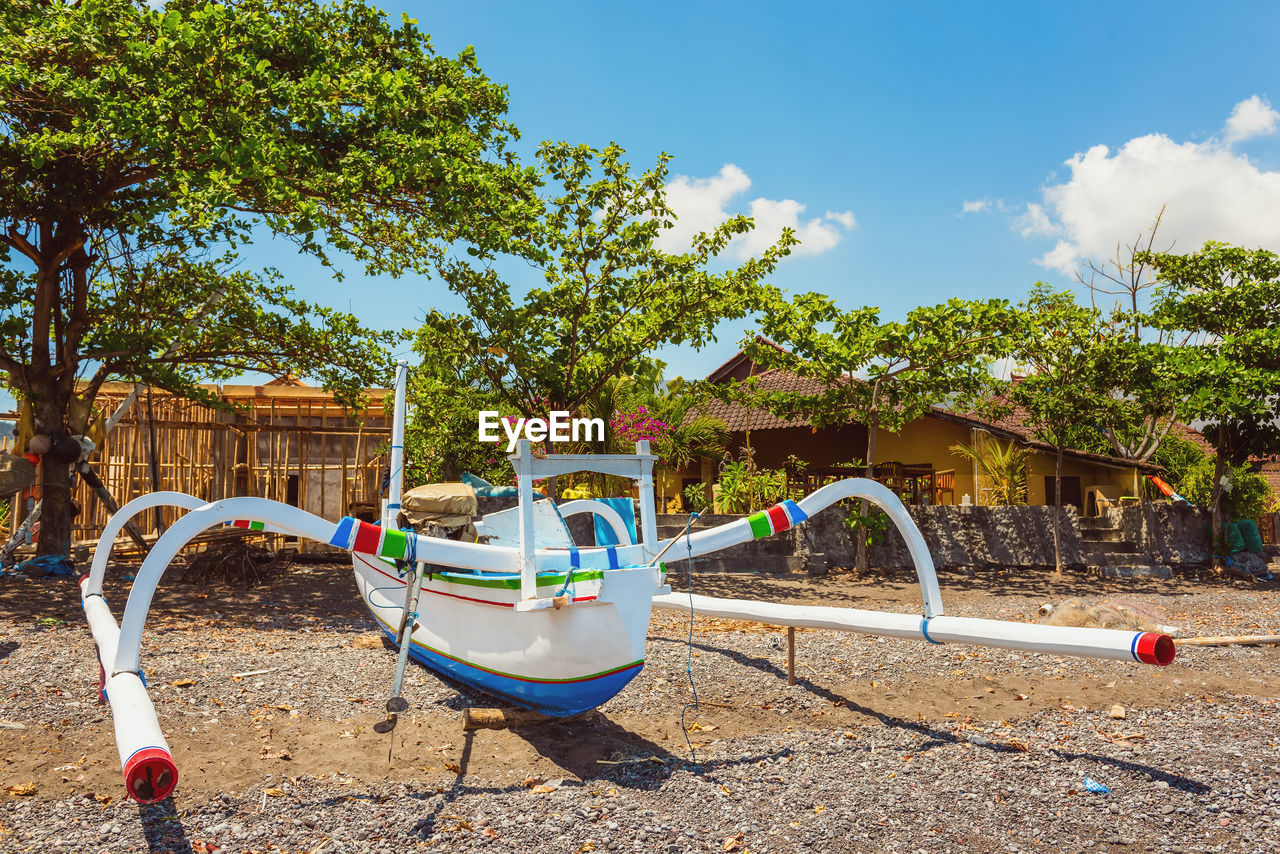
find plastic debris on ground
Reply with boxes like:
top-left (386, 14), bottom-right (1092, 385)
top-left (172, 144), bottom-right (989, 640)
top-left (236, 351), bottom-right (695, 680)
top-left (15, 554), bottom-right (76, 578)
top-left (1082, 776), bottom-right (1111, 795)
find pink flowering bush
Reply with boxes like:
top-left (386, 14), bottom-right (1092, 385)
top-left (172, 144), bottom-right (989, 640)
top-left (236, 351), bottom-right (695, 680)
top-left (610, 405), bottom-right (670, 445)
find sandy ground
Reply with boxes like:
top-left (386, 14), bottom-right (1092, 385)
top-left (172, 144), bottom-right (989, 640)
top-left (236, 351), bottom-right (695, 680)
top-left (1, 561), bottom-right (1278, 852)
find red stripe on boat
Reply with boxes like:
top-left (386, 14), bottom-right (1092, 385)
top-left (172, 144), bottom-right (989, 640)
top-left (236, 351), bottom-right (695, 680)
top-left (232, 519), bottom-right (250, 529)
top-left (352, 521), bottom-right (381, 554)
top-left (766, 504), bottom-right (790, 533)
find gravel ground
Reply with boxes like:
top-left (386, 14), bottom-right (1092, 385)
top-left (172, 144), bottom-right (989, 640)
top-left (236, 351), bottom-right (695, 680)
top-left (2, 562), bottom-right (1279, 853)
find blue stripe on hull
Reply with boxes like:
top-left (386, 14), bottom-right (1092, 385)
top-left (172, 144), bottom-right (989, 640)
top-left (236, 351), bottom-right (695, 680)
top-left (378, 627), bottom-right (643, 717)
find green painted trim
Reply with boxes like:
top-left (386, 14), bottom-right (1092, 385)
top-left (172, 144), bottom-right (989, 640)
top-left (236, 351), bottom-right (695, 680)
top-left (379, 529), bottom-right (407, 559)
top-left (434, 569), bottom-right (605, 590)
top-left (747, 512), bottom-right (772, 539)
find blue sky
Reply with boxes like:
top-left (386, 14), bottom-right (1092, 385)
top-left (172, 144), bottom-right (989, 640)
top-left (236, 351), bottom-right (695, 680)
top-left (4, 1), bottom-right (1280, 411)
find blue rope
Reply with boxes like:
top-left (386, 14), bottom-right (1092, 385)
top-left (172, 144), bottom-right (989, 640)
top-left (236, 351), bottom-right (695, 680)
top-left (555, 566), bottom-right (576, 598)
top-left (678, 511), bottom-right (702, 775)
top-left (403, 529), bottom-right (417, 564)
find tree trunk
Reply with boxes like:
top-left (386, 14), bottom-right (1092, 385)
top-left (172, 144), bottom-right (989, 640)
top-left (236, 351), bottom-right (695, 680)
top-left (34, 389), bottom-right (74, 558)
top-left (856, 413), bottom-right (879, 575)
top-left (1053, 444), bottom-right (1063, 576)
top-left (1210, 441), bottom-right (1229, 561)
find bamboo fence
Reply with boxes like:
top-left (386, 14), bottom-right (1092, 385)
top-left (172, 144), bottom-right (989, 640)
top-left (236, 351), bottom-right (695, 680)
top-left (3, 380), bottom-right (391, 553)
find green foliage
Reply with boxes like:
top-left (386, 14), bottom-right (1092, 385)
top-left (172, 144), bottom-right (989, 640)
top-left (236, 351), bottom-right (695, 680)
top-left (1137, 242), bottom-right (1280, 524)
top-left (681, 482), bottom-right (710, 515)
top-left (840, 504), bottom-right (891, 550)
top-left (715, 462), bottom-right (786, 514)
top-left (742, 294), bottom-right (1017, 435)
top-left (416, 141), bottom-right (795, 419)
top-left (741, 292), bottom-right (1017, 572)
top-left (1075, 212), bottom-right (1188, 462)
top-left (404, 368), bottom-right (509, 488)
top-left (1181, 460), bottom-right (1270, 521)
top-left (0, 0), bottom-right (537, 276)
top-left (646, 380), bottom-right (728, 473)
top-left (949, 438), bottom-right (1029, 506)
top-left (1147, 431), bottom-right (1208, 491)
top-left (1006, 285), bottom-right (1107, 455)
top-left (1144, 243), bottom-right (1280, 468)
top-left (1, 0), bottom-right (541, 553)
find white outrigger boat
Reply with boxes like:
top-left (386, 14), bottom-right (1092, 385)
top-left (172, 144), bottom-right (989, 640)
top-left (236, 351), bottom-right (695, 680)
top-left (80, 364), bottom-right (1175, 803)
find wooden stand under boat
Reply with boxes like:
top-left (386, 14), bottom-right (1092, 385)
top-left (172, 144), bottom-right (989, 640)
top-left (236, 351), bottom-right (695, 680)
top-left (462, 706), bottom-right (571, 730)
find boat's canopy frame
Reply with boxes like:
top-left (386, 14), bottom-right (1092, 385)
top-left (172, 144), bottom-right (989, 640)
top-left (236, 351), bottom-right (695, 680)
top-left (509, 437), bottom-right (659, 608)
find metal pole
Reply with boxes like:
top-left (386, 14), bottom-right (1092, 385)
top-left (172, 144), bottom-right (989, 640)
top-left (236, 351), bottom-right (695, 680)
top-left (384, 361), bottom-right (408, 528)
top-left (374, 559), bottom-right (426, 738)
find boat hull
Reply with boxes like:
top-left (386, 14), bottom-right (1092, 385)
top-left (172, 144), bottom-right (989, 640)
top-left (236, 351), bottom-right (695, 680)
top-left (352, 554), bottom-right (656, 716)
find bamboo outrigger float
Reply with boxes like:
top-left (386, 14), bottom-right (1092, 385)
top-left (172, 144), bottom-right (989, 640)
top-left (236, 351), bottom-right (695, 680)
top-left (80, 364), bottom-right (1174, 803)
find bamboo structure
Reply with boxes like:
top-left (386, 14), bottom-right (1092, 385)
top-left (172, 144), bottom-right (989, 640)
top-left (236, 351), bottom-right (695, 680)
top-left (3, 378), bottom-right (391, 551)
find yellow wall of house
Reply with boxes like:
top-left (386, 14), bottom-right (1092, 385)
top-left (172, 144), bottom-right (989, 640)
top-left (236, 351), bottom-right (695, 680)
top-left (873, 418), bottom-right (976, 504)
top-left (1023, 451), bottom-right (1138, 507)
top-left (865, 420), bottom-right (1140, 508)
top-left (670, 417), bottom-right (1141, 511)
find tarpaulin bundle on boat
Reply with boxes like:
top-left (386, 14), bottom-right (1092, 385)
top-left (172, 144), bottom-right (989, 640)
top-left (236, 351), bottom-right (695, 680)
top-left (396, 482), bottom-right (478, 539)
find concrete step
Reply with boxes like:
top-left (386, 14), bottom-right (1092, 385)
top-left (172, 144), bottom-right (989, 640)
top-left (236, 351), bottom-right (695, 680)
top-left (1083, 540), bottom-right (1142, 554)
top-left (1096, 564), bottom-right (1174, 580)
top-left (1085, 548), bottom-right (1152, 567)
top-left (1078, 517), bottom-right (1120, 532)
top-left (1080, 529), bottom-right (1128, 543)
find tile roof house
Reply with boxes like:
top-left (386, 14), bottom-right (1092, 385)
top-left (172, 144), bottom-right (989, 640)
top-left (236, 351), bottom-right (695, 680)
top-left (685, 342), bottom-right (1159, 513)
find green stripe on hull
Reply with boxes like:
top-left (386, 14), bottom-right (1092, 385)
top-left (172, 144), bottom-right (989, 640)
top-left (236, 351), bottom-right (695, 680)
top-left (368, 556), bottom-right (605, 590)
top-left (747, 512), bottom-right (772, 539)
top-left (436, 569), bottom-right (605, 590)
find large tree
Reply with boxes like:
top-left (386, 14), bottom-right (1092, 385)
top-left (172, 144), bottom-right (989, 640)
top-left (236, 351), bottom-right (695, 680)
top-left (414, 140), bottom-right (795, 419)
top-left (1143, 242), bottom-right (1280, 535)
top-left (1076, 211), bottom-right (1190, 464)
top-left (0, 0), bottom-right (539, 553)
top-left (741, 293), bottom-right (1017, 572)
top-left (1005, 285), bottom-right (1106, 574)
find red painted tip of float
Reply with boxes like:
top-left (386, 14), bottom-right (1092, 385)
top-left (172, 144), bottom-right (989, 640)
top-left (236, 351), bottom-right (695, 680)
top-left (123, 747), bottom-right (178, 803)
top-left (78, 572), bottom-right (90, 587)
top-left (1136, 632), bottom-right (1176, 666)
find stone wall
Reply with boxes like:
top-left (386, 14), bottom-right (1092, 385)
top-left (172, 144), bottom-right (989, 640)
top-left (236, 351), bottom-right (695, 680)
top-left (1108, 504), bottom-right (1213, 566)
top-left (476, 495), bottom-right (1214, 573)
top-left (815, 504), bottom-right (1087, 571)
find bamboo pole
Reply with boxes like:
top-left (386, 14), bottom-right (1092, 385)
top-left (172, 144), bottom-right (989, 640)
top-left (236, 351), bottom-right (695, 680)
top-left (1175, 635), bottom-right (1280, 646)
top-left (787, 626), bottom-right (796, 685)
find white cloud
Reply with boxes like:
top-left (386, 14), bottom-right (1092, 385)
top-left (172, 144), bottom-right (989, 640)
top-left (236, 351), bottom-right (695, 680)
top-left (1225, 95), bottom-right (1280, 144)
top-left (825, 210), bottom-right (857, 228)
top-left (1009, 96), bottom-right (1280, 274)
top-left (960, 198), bottom-right (991, 214)
top-left (657, 164), bottom-right (752, 251)
top-left (656, 164), bottom-right (855, 259)
top-left (1012, 202), bottom-right (1055, 237)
